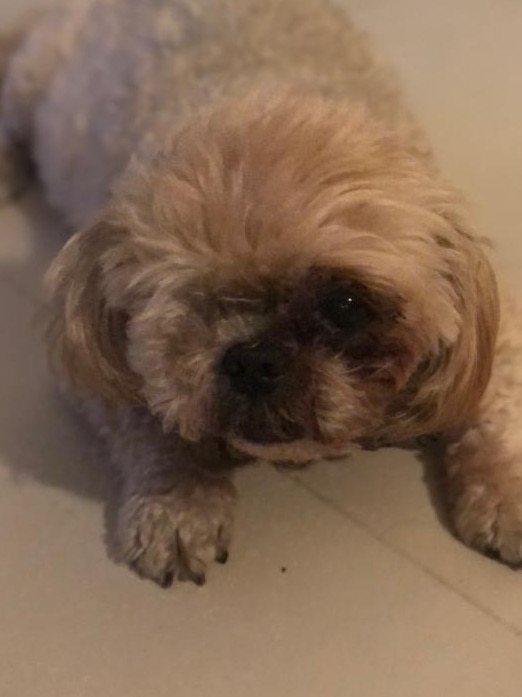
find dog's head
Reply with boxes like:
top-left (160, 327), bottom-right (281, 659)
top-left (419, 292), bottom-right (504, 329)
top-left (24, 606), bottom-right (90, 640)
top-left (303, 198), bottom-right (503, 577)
top-left (46, 90), bottom-right (498, 462)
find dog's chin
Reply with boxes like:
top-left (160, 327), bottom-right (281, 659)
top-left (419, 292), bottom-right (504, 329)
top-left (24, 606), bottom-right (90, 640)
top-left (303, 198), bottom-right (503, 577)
top-left (227, 436), bottom-right (352, 465)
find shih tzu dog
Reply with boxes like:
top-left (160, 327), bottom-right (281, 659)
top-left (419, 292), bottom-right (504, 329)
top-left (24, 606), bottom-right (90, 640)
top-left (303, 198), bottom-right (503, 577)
top-left (1, 0), bottom-right (520, 587)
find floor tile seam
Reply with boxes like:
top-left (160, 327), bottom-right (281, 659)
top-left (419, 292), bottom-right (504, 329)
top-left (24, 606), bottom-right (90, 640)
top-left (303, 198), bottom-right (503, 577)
top-left (286, 473), bottom-right (522, 641)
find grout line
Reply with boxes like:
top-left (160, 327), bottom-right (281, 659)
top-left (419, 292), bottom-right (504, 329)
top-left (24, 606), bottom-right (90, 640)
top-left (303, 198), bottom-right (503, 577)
top-left (285, 472), bottom-right (522, 641)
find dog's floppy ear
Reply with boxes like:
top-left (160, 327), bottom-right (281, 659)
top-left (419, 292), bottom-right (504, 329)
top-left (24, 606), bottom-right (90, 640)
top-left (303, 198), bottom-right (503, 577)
top-left (405, 220), bottom-right (499, 438)
top-left (439, 241), bottom-right (498, 427)
top-left (45, 219), bottom-right (144, 405)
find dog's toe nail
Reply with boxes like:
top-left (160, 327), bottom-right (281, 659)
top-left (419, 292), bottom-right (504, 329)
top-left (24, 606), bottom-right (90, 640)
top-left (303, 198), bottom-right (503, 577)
top-left (193, 572), bottom-right (207, 586)
top-left (216, 549), bottom-right (229, 564)
top-left (158, 571), bottom-right (174, 588)
top-left (483, 546), bottom-right (501, 561)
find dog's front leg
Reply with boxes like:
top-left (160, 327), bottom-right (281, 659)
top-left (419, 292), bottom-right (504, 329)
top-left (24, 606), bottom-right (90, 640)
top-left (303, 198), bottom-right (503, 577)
top-left (96, 407), bottom-right (237, 587)
top-left (440, 400), bottom-right (522, 566)
top-left (444, 419), bottom-right (522, 566)
top-left (443, 297), bottom-right (522, 566)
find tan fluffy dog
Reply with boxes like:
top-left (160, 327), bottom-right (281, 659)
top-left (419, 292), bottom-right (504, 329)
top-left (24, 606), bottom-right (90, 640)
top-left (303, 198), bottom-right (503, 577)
top-left (0, 0), bottom-right (519, 586)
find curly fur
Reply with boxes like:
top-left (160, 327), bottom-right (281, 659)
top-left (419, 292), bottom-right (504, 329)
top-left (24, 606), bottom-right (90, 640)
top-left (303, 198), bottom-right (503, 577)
top-left (0, 0), bottom-right (517, 585)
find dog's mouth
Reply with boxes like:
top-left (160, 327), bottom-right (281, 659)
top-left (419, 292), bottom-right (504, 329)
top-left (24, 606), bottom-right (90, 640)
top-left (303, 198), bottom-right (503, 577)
top-left (240, 426), bottom-right (305, 451)
top-left (228, 435), bottom-right (351, 464)
top-left (224, 403), bottom-right (305, 446)
top-left (239, 426), bottom-right (299, 446)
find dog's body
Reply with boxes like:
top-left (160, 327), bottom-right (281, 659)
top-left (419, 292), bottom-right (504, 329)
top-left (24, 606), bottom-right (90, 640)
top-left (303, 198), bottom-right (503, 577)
top-left (0, 0), bottom-right (431, 226)
top-left (1, 0), bottom-right (522, 586)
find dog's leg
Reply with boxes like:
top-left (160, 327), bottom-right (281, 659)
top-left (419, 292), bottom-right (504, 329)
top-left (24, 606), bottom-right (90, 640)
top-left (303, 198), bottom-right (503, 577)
top-left (0, 129), bottom-right (32, 205)
top-left (0, 19), bottom-right (38, 205)
top-left (0, 7), bottom-right (81, 206)
top-left (445, 422), bottom-right (522, 565)
top-left (444, 298), bottom-right (522, 564)
top-left (86, 403), bottom-right (237, 587)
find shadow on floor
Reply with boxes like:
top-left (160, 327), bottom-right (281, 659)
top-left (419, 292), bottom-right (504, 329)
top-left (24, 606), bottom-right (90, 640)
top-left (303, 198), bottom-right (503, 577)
top-left (0, 189), bottom-right (110, 502)
top-left (416, 440), bottom-right (453, 533)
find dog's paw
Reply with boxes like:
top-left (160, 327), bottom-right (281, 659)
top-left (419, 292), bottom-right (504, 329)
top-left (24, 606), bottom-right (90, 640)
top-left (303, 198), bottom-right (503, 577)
top-left (450, 481), bottom-right (522, 566)
top-left (445, 426), bottom-right (522, 566)
top-left (113, 481), bottom-right (236, 587)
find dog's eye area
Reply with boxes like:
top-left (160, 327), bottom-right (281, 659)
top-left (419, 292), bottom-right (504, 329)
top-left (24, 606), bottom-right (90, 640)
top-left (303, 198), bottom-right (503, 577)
top-left (318, 286), bottom-right (372, 330)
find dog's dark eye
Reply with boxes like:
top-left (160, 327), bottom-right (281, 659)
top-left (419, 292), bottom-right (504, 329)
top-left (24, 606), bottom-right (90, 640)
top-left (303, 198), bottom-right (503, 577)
top-left (318, 287), bottom-right (372, 330)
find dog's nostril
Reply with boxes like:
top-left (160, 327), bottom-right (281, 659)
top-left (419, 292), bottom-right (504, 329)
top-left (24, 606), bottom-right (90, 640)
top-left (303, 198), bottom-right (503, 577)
top-left (221, 342), bottom-right (285, 398)
top-left (224, 357), bottom-right (246, 378)
top-left (259, 361), bottom-right (278, 379)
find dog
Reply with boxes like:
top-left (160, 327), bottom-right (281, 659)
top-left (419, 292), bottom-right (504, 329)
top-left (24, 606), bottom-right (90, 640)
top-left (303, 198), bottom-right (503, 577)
top-left (1, 0), bottom-right (520, 587)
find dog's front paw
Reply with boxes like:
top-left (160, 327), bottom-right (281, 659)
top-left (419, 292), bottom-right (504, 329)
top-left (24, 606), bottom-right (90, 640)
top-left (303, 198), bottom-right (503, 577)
top-left (447, 433), bottom-right (522, 565)
top-left (450, 483), bottom-right (522, 565)
top-left (113, 481), bottom-right (236, 587)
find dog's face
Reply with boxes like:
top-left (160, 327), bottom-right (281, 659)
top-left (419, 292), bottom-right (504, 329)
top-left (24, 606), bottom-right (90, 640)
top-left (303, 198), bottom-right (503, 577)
top-left (47, 91), bottom-right (499, 462)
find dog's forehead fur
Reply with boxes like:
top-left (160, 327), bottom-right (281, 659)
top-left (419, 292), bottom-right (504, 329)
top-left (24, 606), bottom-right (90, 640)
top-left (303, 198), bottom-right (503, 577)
top-left (109, 92), bottom-right (465, 341)
top-left (115, 92), bottom-right (450, 260)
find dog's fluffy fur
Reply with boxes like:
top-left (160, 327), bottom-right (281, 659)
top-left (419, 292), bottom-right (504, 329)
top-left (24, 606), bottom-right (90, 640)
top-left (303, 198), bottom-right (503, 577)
top-left (1, 0), bottom-right (521, 586)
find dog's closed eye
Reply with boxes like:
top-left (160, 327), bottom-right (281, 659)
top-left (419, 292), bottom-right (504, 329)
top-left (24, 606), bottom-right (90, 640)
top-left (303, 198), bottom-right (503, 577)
top-left (219, 296), bottom-right (266, 309)
top-left (217, 291), bottom-right (280, 315)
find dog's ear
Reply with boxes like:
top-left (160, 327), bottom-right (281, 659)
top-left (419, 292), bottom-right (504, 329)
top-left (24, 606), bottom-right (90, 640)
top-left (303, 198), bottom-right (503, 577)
top-left (440, 243), bottom-right (498, 426)
top-left (406, 221), bottom-right (499, 437)
top-left (45, 219), bottom-right (144, 405)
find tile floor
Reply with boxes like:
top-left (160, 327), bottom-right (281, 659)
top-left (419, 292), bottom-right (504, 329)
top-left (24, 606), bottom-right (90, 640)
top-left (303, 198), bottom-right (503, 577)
top-left (1, 1), bottom-right (522, 695)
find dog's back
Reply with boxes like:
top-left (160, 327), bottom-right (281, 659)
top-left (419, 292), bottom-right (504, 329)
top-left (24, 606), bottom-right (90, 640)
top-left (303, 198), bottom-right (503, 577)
top-left (0, 22), bottom-right (25, 89)
top-left (1, 0), bottom-right (428, 226)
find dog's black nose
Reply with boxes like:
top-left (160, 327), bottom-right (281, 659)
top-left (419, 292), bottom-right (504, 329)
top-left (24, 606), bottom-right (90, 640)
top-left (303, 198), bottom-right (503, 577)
top-left (221, 342), bottom-right (286, 398)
